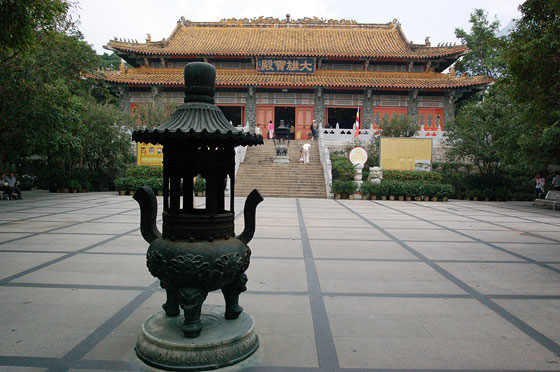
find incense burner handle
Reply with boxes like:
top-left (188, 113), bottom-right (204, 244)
top-left (133, 186), bottom-right (162, 244)
top-left (237, 189), bottom-right (263, 245)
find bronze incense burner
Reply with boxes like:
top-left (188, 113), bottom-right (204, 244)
top-left (132, 62), bottom-right (263, 339)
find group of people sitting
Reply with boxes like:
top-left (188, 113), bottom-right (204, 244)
top-left (0, 172), bottom-right (22, 200)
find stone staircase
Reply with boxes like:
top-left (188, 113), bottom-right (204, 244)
top-left (234, 140), bottom-right (327, 198)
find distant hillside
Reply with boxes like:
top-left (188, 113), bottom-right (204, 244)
top-left (497, 20), bottom-right (516, 37)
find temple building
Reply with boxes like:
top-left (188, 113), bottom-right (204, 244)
top-left (99, 16), bottom-right (491, 140)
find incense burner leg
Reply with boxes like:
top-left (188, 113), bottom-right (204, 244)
top-left (179, 287), bottom-right (208, 338)
top-left (222, 274), bottom-right (248, 320)
top-left (160, 280), bottom-right (180, 317)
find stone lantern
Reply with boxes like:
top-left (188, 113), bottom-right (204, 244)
top-left (131, 62), bottom-right (263, 370)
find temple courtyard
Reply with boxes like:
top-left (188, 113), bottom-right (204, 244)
top-left (0, 190), bottom-right (559, 372)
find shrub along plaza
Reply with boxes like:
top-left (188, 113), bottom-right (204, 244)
top-left (330, 152), bottom-right (534, 201)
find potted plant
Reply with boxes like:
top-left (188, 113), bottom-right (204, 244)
top-left (401, 182), bottom-right (412, 201)
top-left (331, 181), bottom-right (344, 199)
top-left (386, 181), bottom-right (396, 201)
top-left (428, 183), bottom-right (438, 201)
top-left (359, 182), bottom-right (371, 200)
top-left (115, 177), bottom-right (126, 195)
top-left (194, 177), bottom-right (206, 197)
top-left (68, 180), bottom-right (81, 193)
top-left (414, 182), bottom-right (423, 201)
top-left (378, 181), bottom-right (389, 200)
top-left (392, 181), bottom-right (405, 201)
top-left (82, 180), bottom-right (91, 193)
top-left (342, 180), bottom-right (357, 199)
top-left (155, 178), bottom-right (164, 196)
top-left (370, 182), bottom-right (380, 200)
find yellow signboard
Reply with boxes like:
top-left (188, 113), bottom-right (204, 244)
top-left (137, 143), bottom-right (163, 166)
top-left (379, 137), bottom-right (432, 171)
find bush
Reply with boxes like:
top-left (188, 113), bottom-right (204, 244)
top-left (194, 177), bottom-right (206, 193)
top-left (435, 183), bottom-right (455, 198)
top-left (331, 180), bottom-right (356, 196)
top-left (359, 181), bottom-right (374, 197)
top-left (18, 175), bottom-right (36, 190)
top-left (383, 169), bottom-right (442, 182)
top-left (343, 137), bottom-right (380, 169)
top-left (378, 181), bottom-right (390, 196)
top-left (330, 155), bottom-right (355, 181)
top-left (390, 180), bottom-right (406, 196)
top-left (379, 114), bottom-right (418, 137)
top-left (68, 180), bottom-right (81, 190)
top-left (82, 180), bottom-right (92, 192)
top-left (126, 166), bottom-right (163, 178)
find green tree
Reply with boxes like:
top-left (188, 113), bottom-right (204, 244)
top-left (0, 0), bottom-right (72, 63)
top-left (132, 100), bottom-right (179, 129)
top-left (379, 114), bottom-right (417, 137)
top-left (0, 29), bottom-right (98, 165)
top-left (99, 52), bottom-right (131, 70)
top-left (0, 0), bottom-right (135, 190)
top-left (454, 9), bottom-right (507, 78)
top-left (503, 0), bottom-right (560, 166)
top-left (444, 85), bottom-right (523, 177)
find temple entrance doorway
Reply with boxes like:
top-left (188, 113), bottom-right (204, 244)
top-left (326, 107), bottom-right (358, 129)
top-left (218, 105), bottom-right (245, 127)
top-left (274, 106), bottom-right (295, 139)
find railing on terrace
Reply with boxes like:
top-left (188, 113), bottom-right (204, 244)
top-left (319, 124), bottom-right (444, 145)
top-left (226, 123), bottom-right (250, 196)
top-left (317, 125), bottom-right (333, 198)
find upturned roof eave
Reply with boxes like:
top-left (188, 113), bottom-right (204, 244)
top-left (92, 74), bottom-right (492, 90)
top-left (106, 44), bottom-right (468, 61)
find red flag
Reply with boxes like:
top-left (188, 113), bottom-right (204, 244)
top-left (354, 108), bottom-right (360, 138)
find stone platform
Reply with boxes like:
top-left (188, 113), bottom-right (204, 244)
top-left (0, 190), bottom-right (559, 371)
top-left (136, 306), bottom-right (258, 371)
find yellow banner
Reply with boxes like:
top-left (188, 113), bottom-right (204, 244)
top-left (380, 137), bottom-right (432, 171)
top-left (137, 143), bottom-right (163, 166)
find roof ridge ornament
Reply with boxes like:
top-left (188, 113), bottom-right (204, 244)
top-left (217, 16), bottom-right (359, 27)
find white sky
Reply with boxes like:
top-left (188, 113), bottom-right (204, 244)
top-left (76, 0), bottom-right (524, 55)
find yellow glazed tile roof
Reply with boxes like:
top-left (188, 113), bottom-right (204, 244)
top-left (106, 19), bottom-right (467, 59)
top-left (94, 67), bottom-right (492, 89)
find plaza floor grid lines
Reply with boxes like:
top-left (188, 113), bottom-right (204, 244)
top-left (0, 190), bottom-right (559, 371)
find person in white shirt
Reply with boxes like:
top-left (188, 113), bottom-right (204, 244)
top-left (552, 172), bottom-right (560, 190)
top-left (301, 143), bottom-right (311, 164)
top-left (255, 124), bottom-right (262, 136)
top-left (534, 173), bottom-right (546, 201)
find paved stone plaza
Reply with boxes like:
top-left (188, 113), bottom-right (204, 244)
top-left (1, 191), bottom-right (559, 371)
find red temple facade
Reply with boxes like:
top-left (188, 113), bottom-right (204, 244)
top-left (98, 16), bottom-right (491, 140)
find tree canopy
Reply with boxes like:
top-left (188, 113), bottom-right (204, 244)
top-left (379, 114), bottom-right (418, 138)
top-left (503, 0), bottom-right (560, 167)
top-left (447, 2), bottom-right (560, 176)
top-left (0, 0), bottom-right (135, 190)
top-left (454, 9), bottom-right (507, 79)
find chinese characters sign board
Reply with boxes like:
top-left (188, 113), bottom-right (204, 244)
top-left (380, 138), bottom-right (432, 171)
top-left (348, 147), bottom-right (368, 165)
top-left (258, 58), bottom-right (315, 74)
top-left (137, 143), bottom-right (163, 166)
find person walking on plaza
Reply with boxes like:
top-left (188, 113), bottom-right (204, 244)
top-left (552, 172), bottom-right (560, 191)
top-left (534, 173), bottom-right (546, 203)
top-left (301, 143), bottom-right (311, 164)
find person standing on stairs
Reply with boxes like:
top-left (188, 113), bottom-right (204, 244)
top-left (268, 120), bottom-right (274, 140)
top-left (301, 143), bottom-right (311, 164)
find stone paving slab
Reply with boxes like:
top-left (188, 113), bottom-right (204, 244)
top-left (0, 191), bottom-right (559, 371)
